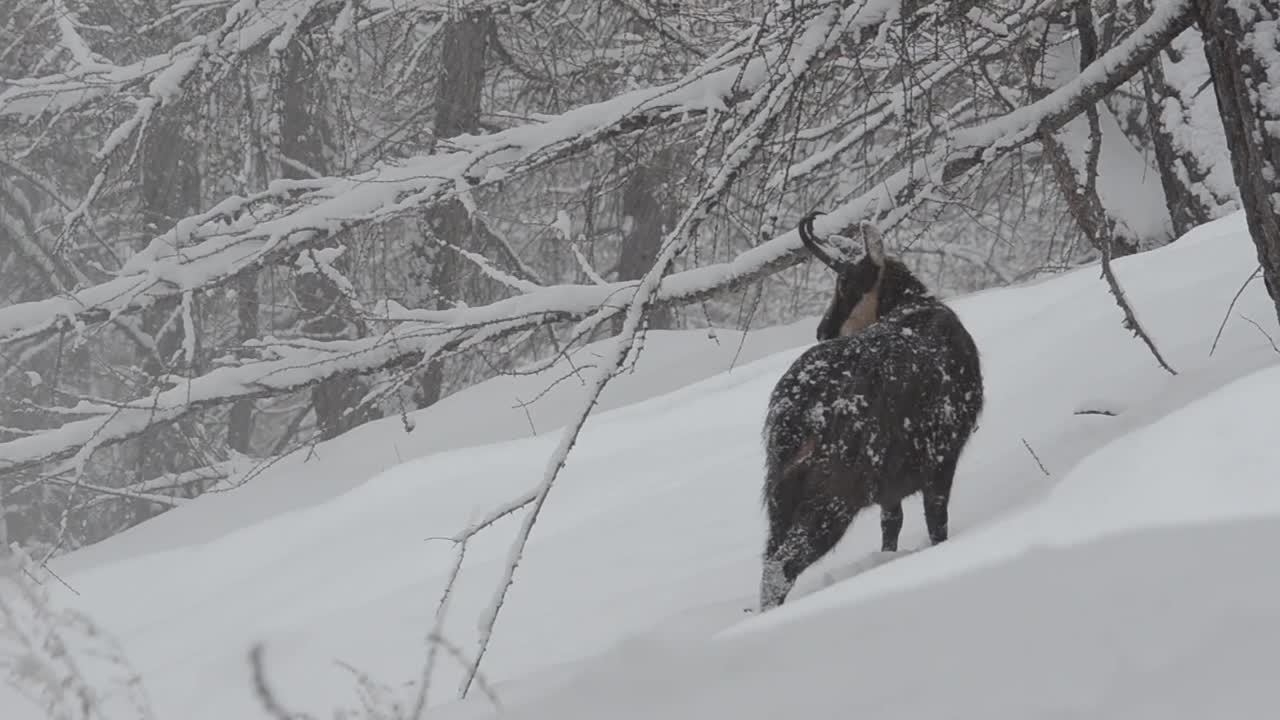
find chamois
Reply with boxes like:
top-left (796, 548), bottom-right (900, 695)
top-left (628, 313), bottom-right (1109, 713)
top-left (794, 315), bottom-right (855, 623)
top-left (759, 213), bottom-right (984, 610)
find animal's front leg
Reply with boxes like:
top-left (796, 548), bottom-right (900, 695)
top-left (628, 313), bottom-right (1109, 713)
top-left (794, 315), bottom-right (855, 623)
top-left (759, 553), bottom-right (792, 612)
top-left (880, 502), bottom-right (903, 552)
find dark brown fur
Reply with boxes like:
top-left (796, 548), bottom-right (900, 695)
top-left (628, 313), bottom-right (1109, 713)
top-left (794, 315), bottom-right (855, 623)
top-left (759, 214), bottom-right (984, 610)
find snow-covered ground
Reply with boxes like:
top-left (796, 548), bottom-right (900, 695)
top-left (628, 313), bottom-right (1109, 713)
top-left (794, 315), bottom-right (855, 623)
top-left (7, 212), bottom-right (1279, 719)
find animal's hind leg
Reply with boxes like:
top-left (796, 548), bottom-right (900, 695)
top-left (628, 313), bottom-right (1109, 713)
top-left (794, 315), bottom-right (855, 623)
top-left (761, 492), bottom-right (854, 610)
top-left (880, 502), bottom-right (903, 552)
top-left (923, 456), bottom-right (959, 545)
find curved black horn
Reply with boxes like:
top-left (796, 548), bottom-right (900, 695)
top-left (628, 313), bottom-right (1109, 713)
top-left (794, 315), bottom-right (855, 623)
top-left (797, 211), bottom-right (848, 271)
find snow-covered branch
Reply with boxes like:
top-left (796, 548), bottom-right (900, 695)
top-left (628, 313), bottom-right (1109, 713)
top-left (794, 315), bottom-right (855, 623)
top-left (0, 11), bottom-right (790, 349)
top-left (0, 0), bottom-right (1197, 481)
top-left (0, 230), bottom-right (804, 475)
top-left (0, 0), bottom-right (984, 351)
top-left (807, 0), bottom-right (1196, 234)
top-left (0, 0), bottom-right (544, 119)
top-left (9, 459), bottom-right (243, 508)
top-left (935, 0), bottom-right (1196, 185)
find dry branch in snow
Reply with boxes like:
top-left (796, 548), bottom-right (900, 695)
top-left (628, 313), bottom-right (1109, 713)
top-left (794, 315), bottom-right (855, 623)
top-left (1031, 2), bottom-right (1177, 374)
top-left (1, 547), bottom-right (157, 720)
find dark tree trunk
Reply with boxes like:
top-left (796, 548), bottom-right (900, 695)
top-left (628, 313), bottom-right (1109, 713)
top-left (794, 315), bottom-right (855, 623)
top-left (227, 67), bottom-right (266, 454)
top-left (280, 37), bottom-right (372, 440)
top-left (133, 105), bottom-right (202, 525)
top-left (1140, 59), bottom-right (1215, 237)
top-left (0, 480), bottom-right (7, 549)
top-left (613, 149), bottom-right (678, 333)
top-left (413, 11), bottom-right (493, 409)
top-left (226, 271), bottom-right (259, 452)
top-left (1195, 0), bottom-right (1280, 323)
top-left (137, 113), bottom-right (202, 237)
top-left (434, 12), bottom-right (490, 140)
top-left (1127, 0), bottom-right (1230, 237)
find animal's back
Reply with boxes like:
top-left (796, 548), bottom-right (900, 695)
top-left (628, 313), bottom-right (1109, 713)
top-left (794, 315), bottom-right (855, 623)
top-left (764, 303), bottom-right (982, 504)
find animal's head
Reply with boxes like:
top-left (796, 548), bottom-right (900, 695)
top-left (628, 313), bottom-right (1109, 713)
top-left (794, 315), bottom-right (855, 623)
top-left (798, 212), bottom-right (931, 341)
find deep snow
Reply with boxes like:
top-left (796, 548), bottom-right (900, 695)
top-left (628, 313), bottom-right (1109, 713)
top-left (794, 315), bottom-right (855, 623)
top-left (470, 515), bottom-right (1280, 720)
top-left (5, 212), bottom-right (1279, 719)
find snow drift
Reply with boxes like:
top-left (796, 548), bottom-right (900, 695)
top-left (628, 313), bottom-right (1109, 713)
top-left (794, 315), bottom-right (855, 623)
top-left (478, 514), bottom-right (1280, 720)
top-left (5, 212), bottom-right (1278, 720)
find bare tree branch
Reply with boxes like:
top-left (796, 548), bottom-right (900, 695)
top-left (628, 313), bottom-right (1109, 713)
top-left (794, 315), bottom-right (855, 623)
top-left (0, 18), bottom-right (786, 349)
top-left (0, 0), bottom-right (1197, 481)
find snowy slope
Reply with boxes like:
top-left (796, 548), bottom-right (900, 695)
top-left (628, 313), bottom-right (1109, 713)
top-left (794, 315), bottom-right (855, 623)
top-left (58, 321), bottom-right (806, 573)
top-left (9, 212), bottom-right (1279, 720)
top-left (481, 514), bottom-right (1280, 720)
top-left (475, 359), bottom-right (1280, 720)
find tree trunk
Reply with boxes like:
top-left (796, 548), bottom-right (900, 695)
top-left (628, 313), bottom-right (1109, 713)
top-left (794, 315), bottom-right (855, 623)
top-left (1140, 59), bottom-right (1215, 237)
top-left (280, 37), bottom-right (372, 440)
top-left (1128, 0), bottom-right (1234, 237)
top-left (1196, 0), bottom-right (1280, 323)
top-left (132, 105), bottom-right (202, 525)
top-left (0, 480), bottom-right (8, 549)
top-left (226, 271), bottom-right (259, 452)
top-left (413, 10), bottom-right (493, 409)
top-left (227, 66), bottom-right (265, 454)
top-left (613, 149), bottom-right (678, 333)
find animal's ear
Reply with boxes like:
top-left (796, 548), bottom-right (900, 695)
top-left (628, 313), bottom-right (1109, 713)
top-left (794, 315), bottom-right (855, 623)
top-left (860, 222), bottom-right (886, 267)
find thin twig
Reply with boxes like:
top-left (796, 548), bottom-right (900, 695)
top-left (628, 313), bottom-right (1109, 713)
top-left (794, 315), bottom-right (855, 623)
top-left (249, 644), bottom-right (316, 720)
top-left (1210, 265), bottom-right (1262, 356)
top-left (1095, 246), bottom-right (1177, 374)
top-left (428, 632), bottom-right (501, 709)
top-left (410, 533), bottom-right (471, 719)
top-left (1021, 438), bottom-right (1051, 477)
top-left (1239, 314), bottom-right (1280, 354)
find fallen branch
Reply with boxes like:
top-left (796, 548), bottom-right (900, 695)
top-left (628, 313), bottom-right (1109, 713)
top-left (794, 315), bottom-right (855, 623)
top-left (1076, 1), bottom-right (1176, 375)
top-left (1095, 238), bottom-right (1177, 374)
